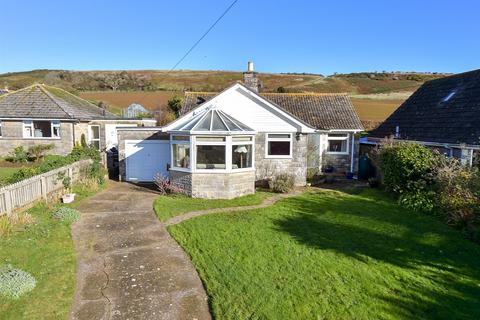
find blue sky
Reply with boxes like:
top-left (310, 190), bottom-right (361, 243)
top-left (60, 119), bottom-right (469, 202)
top-left (1, 0), bottom-right (479, 75)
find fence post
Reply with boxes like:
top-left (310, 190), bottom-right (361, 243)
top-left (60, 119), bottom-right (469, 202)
top-left (4, 189), bottom-right (12, 216)
top-left (40, 176), bottom-right (47, 200)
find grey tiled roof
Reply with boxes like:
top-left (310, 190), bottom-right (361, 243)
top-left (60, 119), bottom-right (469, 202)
top-left (182, 90), bottom-right (363, 131)
top-left (0, 84), bottom-right (118, 120)
top-left (371, 69), bottom-right (480, 145)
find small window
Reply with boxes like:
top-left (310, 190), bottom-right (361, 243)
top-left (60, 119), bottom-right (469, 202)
top-left (196, 136), bottom-right (226, 142)
top-left (52, 121), bottom-right (61, 138)
top-left (173, 144), bottom-right (191, 169)
top-left (266, 133), bottom-right (291, 157)
top-left (172, 135), bottom-right (189, 141)
top-left (89, 125), bottom-right (101, 150)
top-left (327, 134), bottom-right (349, 154)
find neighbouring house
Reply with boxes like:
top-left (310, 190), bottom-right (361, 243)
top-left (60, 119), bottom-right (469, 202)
top-left (0, 84), bottom-right (156, 157)
top-left (123, 103), bottom-right (150, 118)
top-left (368, 69), bottom-right (480, 165)
top-left (117, 62), bottom-right (363, 199)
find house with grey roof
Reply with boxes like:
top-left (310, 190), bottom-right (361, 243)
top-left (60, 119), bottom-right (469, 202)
top-left (123, 103), bottom-right (150, 118)
top-left (369, 69), bottom-right (480, 165)
top-left (116, 62), bottom-right (363, 199)
top-left (0, 84), bottom-right (156, 156)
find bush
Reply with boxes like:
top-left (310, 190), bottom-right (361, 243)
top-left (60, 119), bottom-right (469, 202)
top-left (9, 146), bottom-right (29, 163)
top-left (154, 173), bottom-right (183, 195)
top-left (52, 207), bottom-right (81, 222)
top-left (0, 265), bottom-right (36, 299)
top-left (269, 173), bottom-right (295, 193)
top-left (85, 161), bottom-right (106, 185)
top-left (28, 144), bottom-right (54, 162)
top-left (379, 142), bottom-right (437, 211)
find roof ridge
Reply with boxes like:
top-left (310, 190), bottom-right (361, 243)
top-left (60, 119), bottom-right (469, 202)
top-left (0, 83), bottom-right (39, 100)
top-left (37, 84), bottom-right (75, 118)
top-left (186, 91), bottom-right (348, 96)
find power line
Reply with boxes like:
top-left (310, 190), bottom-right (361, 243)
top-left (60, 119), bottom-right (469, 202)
top-left (134, 0), bottom-right (239, 110)
top-left (168, 0), bottom-right (239, 73)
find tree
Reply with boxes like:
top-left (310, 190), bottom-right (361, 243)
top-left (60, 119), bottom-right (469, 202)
top-left (28, 144), bottom-right (54, 162)
top-left (277, 86), bottom-right (286, 93)
top-left (167, 96), bottom-right (183, 117)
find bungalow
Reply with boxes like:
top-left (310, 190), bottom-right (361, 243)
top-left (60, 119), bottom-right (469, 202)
top-left (368, 69), bottom-right (480, 165)
top-left (0, 84), bottom-right (156, 157)
top-left (117, 63), bottom-right (363, 199)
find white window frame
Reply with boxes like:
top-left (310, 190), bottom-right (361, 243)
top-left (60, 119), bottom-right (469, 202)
top-left (231, 136), bottom-right (255, 171)
top-left (88, 125), bottom-right (101, 150)
top-left (326, 133), bottom-right (350, 155)
top-left (170, 135), bottom-right (192, 172)
top-left (22, 120), bottom-right (61, 139)
top-left (169, 134), bottom-right (255, 173)
top-left (265, 133), bottom-right (293, 159)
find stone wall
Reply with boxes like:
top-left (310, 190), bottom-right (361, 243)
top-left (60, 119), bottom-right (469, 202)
top-left (170, 170), bottom-right (255, 199)
top-left (117, 129), bottom-right (168, 181)
top-left (0, 120), bottom-right (75, 156)
top-left (254, 133), bottom-right (307, 186)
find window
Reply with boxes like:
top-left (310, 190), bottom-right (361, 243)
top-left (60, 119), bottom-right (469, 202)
top-left (172, 144), bottom-right (191, 169)
top-left (327, 134), bottom-right (349, 154)
top-left (232, 144), bottom-right (252, 169)
top-left (23, 120), bottom-right (61, 138)
top-left (88, 125), bottom-right (100, 150)
top-left (266, 133), bottom-right (292, 157)
top-left (196, 145), bottom-right (226, 169)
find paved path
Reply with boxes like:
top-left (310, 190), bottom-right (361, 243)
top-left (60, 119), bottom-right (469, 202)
top-left (164, 189), bottom-right (303, 226)
top-left (70, 182), bottom-right (211, 320)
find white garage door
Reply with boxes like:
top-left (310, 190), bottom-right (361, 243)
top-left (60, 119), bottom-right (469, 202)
top-left (125, 140), bottom-right (170, 182)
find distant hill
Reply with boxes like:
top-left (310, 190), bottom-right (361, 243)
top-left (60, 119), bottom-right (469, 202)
top-left (0, 69), bottom-right (449, 94)
top-left (0, 69), bottom-right (451, 126)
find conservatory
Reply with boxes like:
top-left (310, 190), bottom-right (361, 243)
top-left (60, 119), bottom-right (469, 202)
top-left (168, 108), bottom-right (257, 199)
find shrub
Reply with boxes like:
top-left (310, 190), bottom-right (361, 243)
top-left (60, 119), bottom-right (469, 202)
top-left (52, 207), bottom-right (81, 222)
top-left (0, 265), bottom-right (36, 299)
top-left (9, 146), bottom-right (29, 163)
top-left (379, 142), bottom-right (437, 211)
top-left (85, 161), bottom-right (106, 185)
top-left (0, 217), bottom-right (12, 237)
top-left (269, 173), bottom-right (295, 193)
top-left (154, 173), bottom-right (183, 195)
top-left (28, 144), bottom-right (54, 162)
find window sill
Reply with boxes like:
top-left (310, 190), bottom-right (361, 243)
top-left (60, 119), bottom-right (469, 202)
top-left (265, 155), bottom-right (293, 159)
top-left (22, 137), bottom-right (61, 140)
top-left (326, 151), bottom-right (349, 155)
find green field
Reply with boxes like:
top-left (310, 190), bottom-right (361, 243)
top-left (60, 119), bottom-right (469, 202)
top-left (0, 167), bottom-right (21, 180)
top-left (169, 189), bottom-right (480, 319)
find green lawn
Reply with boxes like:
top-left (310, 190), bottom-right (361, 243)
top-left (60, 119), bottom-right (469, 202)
top-left (154, 191), bottom-right (272, 221)
top-left (0, 167), bottom-right (21, 180)
top-left (169, 188), bottom-right (480, 320)
top-left (0, 183), bottom-right (103, 319)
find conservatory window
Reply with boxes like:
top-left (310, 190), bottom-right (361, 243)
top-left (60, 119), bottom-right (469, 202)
top-left (266, 133), bottom-right (292, 158)
top-left (327, 134), bottom-right (349, 154)
top-left (196, 145), bottom-right (226, 169)
top-left (232, 144), bottom-right (252, 169)
top-left (172, 144), bottom-right (191, 169)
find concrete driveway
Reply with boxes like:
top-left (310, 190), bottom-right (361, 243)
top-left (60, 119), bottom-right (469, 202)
top-left (70, 181), bottom-right (211, 320)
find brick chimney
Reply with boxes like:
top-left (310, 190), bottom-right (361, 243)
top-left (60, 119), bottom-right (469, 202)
top-left (243, 61), bottom-right (259, 92)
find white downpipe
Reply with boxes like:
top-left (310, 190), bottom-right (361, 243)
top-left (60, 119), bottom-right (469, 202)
top-left (350, 133), bottom-right (355, 173)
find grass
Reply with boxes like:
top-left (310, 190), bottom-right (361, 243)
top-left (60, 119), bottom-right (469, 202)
top-left (0, 167), bottom-right (21, 180)
top-left (169, 188), bottom-right (480, 320)
top-left (0, 183), bottom-right (104, 319)
top-left (154, 191), bottom-right (272, 222)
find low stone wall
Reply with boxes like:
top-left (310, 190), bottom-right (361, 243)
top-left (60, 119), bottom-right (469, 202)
top-left (170, 170), bottom-right (255, 199)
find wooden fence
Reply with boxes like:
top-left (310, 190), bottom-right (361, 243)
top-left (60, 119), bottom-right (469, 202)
top-left (0, 160), bottom-right (92, 216)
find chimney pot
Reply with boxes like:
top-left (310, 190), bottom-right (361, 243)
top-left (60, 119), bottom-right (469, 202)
top-left (247, 61), bottom-right (254, 72)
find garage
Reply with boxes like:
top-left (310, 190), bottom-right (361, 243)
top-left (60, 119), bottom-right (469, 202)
top-left (125, 140), bottom-right (170, 182)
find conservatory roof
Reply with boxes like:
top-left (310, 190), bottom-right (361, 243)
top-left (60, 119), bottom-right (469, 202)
top-left (169, 108), bottom-right (255, 134)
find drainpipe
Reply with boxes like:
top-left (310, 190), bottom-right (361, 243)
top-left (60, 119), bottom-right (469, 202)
top-left (470, 149), bottom-right (474, 167)
top-left (350, 133), bottom-right (355, 173)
